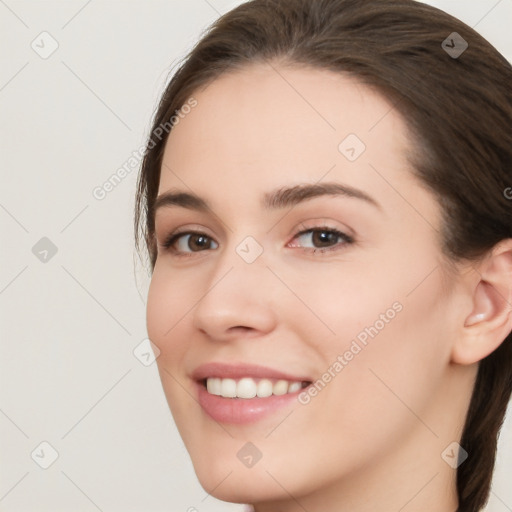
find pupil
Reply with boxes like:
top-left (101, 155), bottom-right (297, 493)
top-left (313, 231), bottom-right (335, 247)
top-left (191, 235), bottom-right (209, 250)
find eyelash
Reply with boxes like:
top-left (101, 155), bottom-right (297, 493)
top-left (159, 226), bottom-right (354, 258)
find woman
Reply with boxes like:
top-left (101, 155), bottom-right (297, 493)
top-left (134, 1), bottom-right (512, 510)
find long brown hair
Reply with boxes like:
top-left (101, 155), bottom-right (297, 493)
top-left (134, 1), bottom-right (512, 510)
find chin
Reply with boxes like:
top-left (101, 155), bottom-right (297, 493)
top-left (193, 465), bottom-right (286, 504)
top-left (187, 441), bottom-right (327, 506)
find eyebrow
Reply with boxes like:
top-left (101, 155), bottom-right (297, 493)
top-left (153, 182), bottom-right (382, 217)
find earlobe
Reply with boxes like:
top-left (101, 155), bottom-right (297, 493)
top-left (451, 241), bottom-right (512, 365)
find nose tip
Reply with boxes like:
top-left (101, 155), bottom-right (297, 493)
top-left (192, 264), bottom-right (277, 342)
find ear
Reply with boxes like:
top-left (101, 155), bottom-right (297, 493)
top-left (451, 239), bottom-right (512, 365)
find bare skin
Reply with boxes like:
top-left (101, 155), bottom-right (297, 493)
top-left (146, 62), bottom-right (512, 512)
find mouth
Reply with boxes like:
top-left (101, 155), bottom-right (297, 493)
top-left (201, 377), bottom-right (311, 398)
top-left (191, 362), bottom-right (314, 424)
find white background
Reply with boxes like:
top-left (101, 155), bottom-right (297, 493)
top-left (1, 1), bottom-right (511, 511)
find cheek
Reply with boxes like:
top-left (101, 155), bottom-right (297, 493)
top-left (146, 272), bottom-right (169, 346)
top-left (327, 270), bottom-right (451, 430)
top-left (146, 265), bottom-right (190, 363)
top-left (146, 267), bottom-right (196, 423)
top-left (302, 257), bottom-right (452, 432)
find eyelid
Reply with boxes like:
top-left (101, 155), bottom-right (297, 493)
top-left (158, 227), bottom-right (215, 252)
top-left (288, 226), bottom-right (354, 252)
top-left (292, 218), bottom-right (355, 239)
top-left (157, 224), bottom-right (213, 244)
top-left (159, 223), bottom-right (354, 258)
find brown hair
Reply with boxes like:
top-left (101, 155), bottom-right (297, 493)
top-left (134, 1), bottom-right (512, 510)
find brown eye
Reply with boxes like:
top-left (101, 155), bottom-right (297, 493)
top-left (162, 232), bottom-right (219, 254)
top-left (290, 227), bottom-right (354, 252)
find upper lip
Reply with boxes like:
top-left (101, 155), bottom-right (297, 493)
top-left (191, 362), bottom-right (312, 382)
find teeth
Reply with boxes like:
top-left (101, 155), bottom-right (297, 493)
top-left (221, 378), bottom-right (237, 397)
top-left (273, 380), bottom-right (288, 396)
top-left (288, 382), bottom-right (302, 393)
top-left (237, 378), bottom-right (257, 399)
top-left (205, 377), bottom-right (306, 399)
top-left (256, 379), bottom-right (273, 398)
top-left (206, 377), bottom-right (220, 395)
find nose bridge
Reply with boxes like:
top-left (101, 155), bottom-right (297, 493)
top-left (192, 234), bottom-right (276, 338)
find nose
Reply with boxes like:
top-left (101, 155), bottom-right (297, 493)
top-left (192, 248), bottom-right (278, 342)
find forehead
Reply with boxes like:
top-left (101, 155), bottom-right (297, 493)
top-left (164, 62), bottom-right (408, 156)
top-left (158, 62), bottom-right (426, 217)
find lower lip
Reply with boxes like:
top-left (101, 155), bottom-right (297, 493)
top-left (196, 381), bottom-right (305, 424)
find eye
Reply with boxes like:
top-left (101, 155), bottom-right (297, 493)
top-left (158, 225), bottom-right (354, 258)
top-left (288, 227), bottom-right (354, 253)
top-left (160, 231), bottom-right (219, 256)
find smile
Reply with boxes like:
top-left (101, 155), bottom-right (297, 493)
top-left (204, 377), bottom-right (309, 398)
top-left (192, 362), bottom-right (314, 424)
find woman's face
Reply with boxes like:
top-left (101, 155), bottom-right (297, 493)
top-left (147, 63), bottom-right (467, 505)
